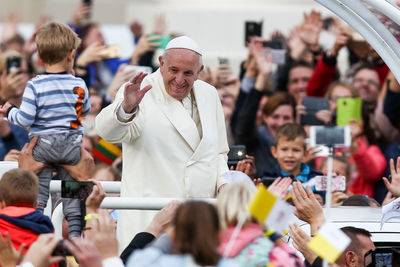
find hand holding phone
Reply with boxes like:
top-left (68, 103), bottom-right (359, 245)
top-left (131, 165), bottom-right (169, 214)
top-left (228, 145), bottom-right (247, 169)
top-left (6, 57), bottom-right (21, 74)
top-left (52, 240), bottom-right (72, 256)
top-left (336, 97), bottom-right (362, 126)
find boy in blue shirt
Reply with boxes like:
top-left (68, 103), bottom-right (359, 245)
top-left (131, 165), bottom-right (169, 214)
top-left (0, 22), bottom-right (90, 236)
top-left (261, 123), bottom-right (322, 185)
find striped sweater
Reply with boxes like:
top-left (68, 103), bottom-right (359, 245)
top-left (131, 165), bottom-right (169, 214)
top-left (7, 73), bottom-right (90, 136)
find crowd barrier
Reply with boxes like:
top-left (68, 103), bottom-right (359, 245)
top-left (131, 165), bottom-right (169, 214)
top-left (49, 181), bottom-right (215, 236)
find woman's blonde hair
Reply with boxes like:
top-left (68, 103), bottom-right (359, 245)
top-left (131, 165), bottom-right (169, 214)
top-left (216, 182), bottom-right (256, 230)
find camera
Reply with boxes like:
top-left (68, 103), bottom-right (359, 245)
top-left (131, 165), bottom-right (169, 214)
top-left (228, 145), bottom-right (246, 169)
top-left (52, 240), bottom-right (72, 256)
top-left (309, 126), bottom-right (351, 148)
top-left (61, 180), bottom-right (94, 200)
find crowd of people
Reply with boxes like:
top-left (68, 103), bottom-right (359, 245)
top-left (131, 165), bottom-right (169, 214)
top-left (0, 0), bottom-right (399, 266)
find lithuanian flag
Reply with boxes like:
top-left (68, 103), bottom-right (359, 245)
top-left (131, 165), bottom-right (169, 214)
top-left (92, 139), bottom-right (122, 165)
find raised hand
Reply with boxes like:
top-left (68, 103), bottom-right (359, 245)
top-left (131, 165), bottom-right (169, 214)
top-left (330, 26), bottom-right (352, 56)
top-left (298, 10), bottom-right (323, 51)
top-left (23, 234), bottom-right (63, 267)
top-left (0, 70), bottom-right (27, 101)
top-left (85, 180), bottom-right (106, 214)
top-left (235, 155), bottom-right (257, 179)
top-left (1, 13), bottom-right (20, 42)
top-left (291, 182), bottom-right (325, 235)
top-left (121, 72), bottom-right (152, 113)
top-left (383, 157), bottom-right (400, 198)
top-left (289, 223), bottom-right (318, 264)
top-left (76, 42), bottom-right (107, 67)
top-left (0, 233), bottom-right (24, 267)
top-left (268, 177), bottom-right (292, 198)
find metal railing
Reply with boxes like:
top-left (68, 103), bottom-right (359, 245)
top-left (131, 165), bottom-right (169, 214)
top-left (49, 180), bottom-right (215, 236)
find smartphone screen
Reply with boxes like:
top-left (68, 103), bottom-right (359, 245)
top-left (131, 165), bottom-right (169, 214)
top-left (61, 180), bottom-right (94, 199)
top-left (309, 126), bottom-right (351, 148)
top-left (6, 57), bottom-right (21, 74)
top-left (314, 176), bottom-right (346, 191)
top-left (228, 145), bottom-right (246, 168)
top-left (300, 97), bottom-right (330, 126)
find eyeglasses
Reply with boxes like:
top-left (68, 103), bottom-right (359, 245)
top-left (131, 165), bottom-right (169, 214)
top-left (353, 77), bottom-right (380, 87)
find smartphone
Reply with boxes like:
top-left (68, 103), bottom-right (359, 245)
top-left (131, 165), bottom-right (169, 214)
top-left (100, 45), bottom-right (121, 59)
top-left (61, 180), bottom-right (94, 199)
top-left (336, 97), bottom-right (362, 126)
top-left (367, 247), bottom-right (400, 267)
top-left (314, 176), bottom-right (346, 191)
top-left (218, 57), bottom-right (229, 65)
top-left (309, 126), bottom-right (351, 148)
top-left (245, 21), bottom-right (262, 45)
top-left (228, 145), bottom-right (246, 169)
top-left (300, 97), bottom-right (330, 126)
top-left (263, 49), bottom-right (286, 65)
top-left (262, 41), bottom-right (282, 50)
top-left (83, 0), bottom-right (92, 5)
top-left (6, 57), bottom-right (21, 74)
top-left (123, 65), bottom-right (153, 74)
top-left (52, 240), bottom-right (72, 256)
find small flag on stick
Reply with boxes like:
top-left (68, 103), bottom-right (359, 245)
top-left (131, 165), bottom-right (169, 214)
top-left (307, 223), bottom-right (351, 263)
top-left (247, 185), bottom-right (293, 234)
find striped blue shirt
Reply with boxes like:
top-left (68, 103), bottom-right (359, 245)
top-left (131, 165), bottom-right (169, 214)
top-left (8, 73), bottom-right (90, 136)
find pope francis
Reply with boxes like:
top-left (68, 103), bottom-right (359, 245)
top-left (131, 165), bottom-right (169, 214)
top-left (95, 36), bottom-right (229, 250)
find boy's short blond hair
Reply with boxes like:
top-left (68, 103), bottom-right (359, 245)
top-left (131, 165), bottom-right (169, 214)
top-left (0, 169), bottom-right (39, 207)
top-left (35, 22), bottom-right (81, 65)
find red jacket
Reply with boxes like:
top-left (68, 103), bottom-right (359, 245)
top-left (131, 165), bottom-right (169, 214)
top-left (0, 206), bottom-right (54, 254)
top-left (307, 53), bottom-right (390, 97)
top-left (348, 137), bottom-right (386, 198)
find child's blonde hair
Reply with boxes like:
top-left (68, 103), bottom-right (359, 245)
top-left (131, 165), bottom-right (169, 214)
top-left (35, 22), bottom-right (81, 65)
top-left (216, 182), bottom-right (256, 230)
